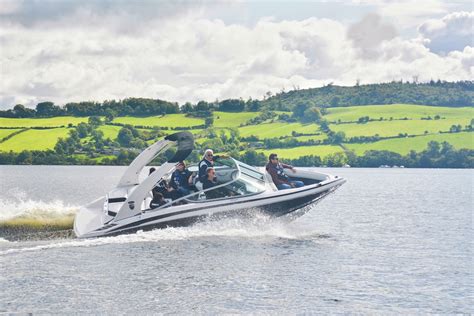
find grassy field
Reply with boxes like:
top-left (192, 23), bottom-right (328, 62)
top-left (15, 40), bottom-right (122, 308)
top-left (212, 111), bottom-right (290, 127)
top-left (330, 118), bottom-right (471, 138)
top-left (0, 128), bottom-right (70, 152)
top-left (345, 132), bottom-right (474, 155)
top-left (213, 111), bottom-right (260, 128)
top-left (0, 116), bottom-right (89, 128)
top-left (214, 128), bottom-right (233, 137)
top-left (0, 105), bottom-right (472, 160)
top-left (97, 125), bottom-right (121, 140)
top-left (294, 134), bottom-right (327, 142)
top-left (185, 129), bottom-right (205, 135)
top-left (0, 129), bottom-right (23, 140)
top-left (255, 145), bottom-right (344, 159)
top-left (324, 104), bottom-right (473, 122)
top-left (113, 114), bottom-right (204, 127)
top-left (239, 122), bottom-right (320, 139)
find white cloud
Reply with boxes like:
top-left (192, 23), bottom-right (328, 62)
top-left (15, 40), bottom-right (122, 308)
top-left (418, 11), bottom-right (473, 53)
top-left (0, 0), bottom-right (24, 14)
top-left (448, 46), bottom-right (474, 74)
top-left (347, 13), bottom-right (397, 59)
top-left (0, 3), bottom-right (472, 109)
top-left (352, 0), bottom-right (449, 31)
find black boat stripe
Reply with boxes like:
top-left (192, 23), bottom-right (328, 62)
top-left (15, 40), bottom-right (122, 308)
top-left (105, 180), bottom-right (342, 233)
top-left (105, 188), bottom-right (337, 237)
top-left (107, 181), bottom-right (340, 232)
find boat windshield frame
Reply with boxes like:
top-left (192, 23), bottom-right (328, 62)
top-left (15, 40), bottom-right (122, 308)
top-left (146, 158), bottom-right (266, 210)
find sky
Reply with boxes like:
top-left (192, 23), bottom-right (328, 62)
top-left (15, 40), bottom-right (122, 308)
top-left (0, 0), bottom-right (472, 109)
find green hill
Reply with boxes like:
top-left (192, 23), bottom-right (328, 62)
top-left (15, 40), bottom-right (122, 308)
top-left (345, 132), bottom-right (473, 155)
top-left (261, 81), bottom-right (473, 110)
top-left (0, 128), bottom-right (70, 152)
top-left (0, 103), bottom-right (472, 167)
top-left (324, 104), bottom-right (473, 122)
top-left (0, 116), bottom-right (88, 128)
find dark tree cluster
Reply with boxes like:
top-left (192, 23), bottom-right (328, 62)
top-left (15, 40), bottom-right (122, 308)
top-left (242, 111), bottom-right (278, 126)
top-left (261, 81), bottom-right (474, 110)
top-left (351, 141), bottom-right (473, 168)
top-left (262, 137), bottom-right (322, 149)
top-left (0, 98), bottom-right (180, 118)
top-left (183, 99), bottom-right (263, 116)
top-left (290, 102), bottom-right (325, 123)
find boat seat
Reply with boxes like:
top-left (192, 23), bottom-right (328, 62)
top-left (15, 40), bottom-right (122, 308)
top-left (195, 181), bottom-right (203, 191)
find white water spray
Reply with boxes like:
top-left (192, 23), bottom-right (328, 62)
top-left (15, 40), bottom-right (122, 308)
top-left (0, 214), bottom-right (326, 255)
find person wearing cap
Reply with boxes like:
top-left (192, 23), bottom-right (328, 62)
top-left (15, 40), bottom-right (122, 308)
top-left (265, 153), bottom-right (304, 190)
top-left (170, 161), bottom-right (193, 197)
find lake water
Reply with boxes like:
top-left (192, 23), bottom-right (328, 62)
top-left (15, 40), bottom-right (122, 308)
top-left (0, 166), bottom-right (472, 314)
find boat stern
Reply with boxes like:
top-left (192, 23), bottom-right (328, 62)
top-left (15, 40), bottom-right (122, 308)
top-left (73, 197), bottom-right (106, 238)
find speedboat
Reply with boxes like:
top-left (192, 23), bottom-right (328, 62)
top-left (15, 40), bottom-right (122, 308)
top-left (74, 132), bottom-right (346, 238)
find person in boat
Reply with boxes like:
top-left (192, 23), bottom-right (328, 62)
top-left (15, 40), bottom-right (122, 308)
top-left (149, 167), bottom-right (156, 175)
top-left (150, 192), bottom-right (167, 209)
top-left (149, 166), bottom-right (179, 200)
top-left (265, 153), bottom-right (304, 190)
top-left (198, 149), bottom-right (228, 183)
top-left (202, 167), bottom-right (228, 199)
top-left (169, 161), bottom-right (193, 197)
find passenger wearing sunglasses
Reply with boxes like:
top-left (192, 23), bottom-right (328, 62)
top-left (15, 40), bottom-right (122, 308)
top-left (265, 153), bottom-right (304, 190)
top-left (198, 149), bottom-right (227, 183)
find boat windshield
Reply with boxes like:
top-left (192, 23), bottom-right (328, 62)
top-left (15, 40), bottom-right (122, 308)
top-left (236, 161), bottom-right (265, 183)
top-left (146, 158), bottom-right (266, 211)
top-left (183, 158), bottom-right (265, 202)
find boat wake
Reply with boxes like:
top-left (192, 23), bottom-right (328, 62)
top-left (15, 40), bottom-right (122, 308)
top-left (0, 213), bottom-right (331, 255)
top-left (0, 197), bottom-right (79, 241)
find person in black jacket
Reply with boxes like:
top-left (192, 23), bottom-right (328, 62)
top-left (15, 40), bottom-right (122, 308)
top-left (202, 167), bottom-right (228, 199)
top-left (198, 149), bottom-right (215, 183)
top-left (150, 192), bottom-right (166, 209)
top-left (198, 149), bottom-right (229, 183)
top-left (149, 166), bottom-right (178, 200)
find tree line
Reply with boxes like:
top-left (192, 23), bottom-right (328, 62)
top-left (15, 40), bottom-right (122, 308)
top-left (261, 80), bottom-right (473, 110)
top-left (1, 81), bottom-right (472, 119)
top-left (236, 141), bottom-right (474, 169)
top-left (1, 141), bottom-right (472, 168)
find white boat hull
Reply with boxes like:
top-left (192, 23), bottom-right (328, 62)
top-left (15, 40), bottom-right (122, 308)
top-left (74, 177), bottom-right (345, 238)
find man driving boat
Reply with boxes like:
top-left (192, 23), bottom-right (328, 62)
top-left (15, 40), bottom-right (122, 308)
top-left (265, 153), bottom-right (304, 190)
